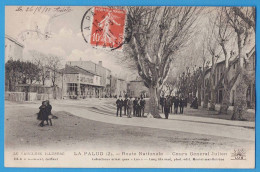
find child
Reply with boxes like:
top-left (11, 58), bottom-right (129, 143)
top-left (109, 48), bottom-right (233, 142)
top-left (37, 101), bottom-right (48, 127)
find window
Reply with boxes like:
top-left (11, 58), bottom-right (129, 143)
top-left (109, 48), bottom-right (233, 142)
top-left (67, 83), bottom-right (78, 95)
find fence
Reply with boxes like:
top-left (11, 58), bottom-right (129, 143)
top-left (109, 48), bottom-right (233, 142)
top-left (5, 86), bottom-right (62, 102)
top-left (5, 92), bottom-right (25, 101)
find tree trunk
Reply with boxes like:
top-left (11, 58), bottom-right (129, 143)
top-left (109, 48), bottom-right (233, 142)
top-left (53, 86), bottom-right (57, 99)
top-left (157, 88), bottom-right (161, 109)
top-left (209, 86), bottom-right (216, 111)
top-left (219, 76), bottom-right (230, 115)
top-left (231, 75), bottom-right (248, 120)
top-left (203, 88), bottom-right (209, 108)
top-left (198, 84), bottom-right (201, 106)
top-left (149, 87), bottom-right (161, 118)
top-left (219, 89), bottom-right (230, 115)
top-left (42, 78), bottom-right (45, 86)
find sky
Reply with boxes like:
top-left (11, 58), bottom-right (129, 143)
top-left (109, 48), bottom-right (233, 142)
top-left (5, 6), bottom-right (255, 81)
top-left (5, 6), bottom-right (135, 80)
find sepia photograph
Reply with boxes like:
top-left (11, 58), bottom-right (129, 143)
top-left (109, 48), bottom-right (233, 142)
top-left (4, 6), bottom-right (255, 168)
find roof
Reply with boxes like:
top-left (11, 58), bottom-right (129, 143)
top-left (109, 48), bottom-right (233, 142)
top-left (216, 59), bottom-right (225, 66)
top-left (63, 65), bottom-right (101, 76)
top-left (5, 34), bottom-right (24, 48)
top-left (67, 60), bottom-right (111, 72)
top-left (203, 46), bottom-right (255, 75)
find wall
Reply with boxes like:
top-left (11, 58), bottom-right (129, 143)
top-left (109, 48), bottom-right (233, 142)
top-left (5, 36), bottom-right (23, 62)
top-left (127, 81), bottom-right (149, 98)
top-left (110, 76), bottom-right (127, 97)
top-left (67, 61), bottom-right (110, 87)
top-left (117, 79), bottom-right (127, 97)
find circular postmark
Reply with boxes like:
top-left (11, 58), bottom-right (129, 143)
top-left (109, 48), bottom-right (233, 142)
top-left (81, 7), bottom-right (94, 44)
top-left (81, 7), bottom-right (130, 51)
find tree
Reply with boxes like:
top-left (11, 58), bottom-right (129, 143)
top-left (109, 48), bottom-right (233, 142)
top-left (213, 8), bottom-right (238, 115)
top-left (5, 60), bottom-right (24, 91)
top-left (199, 35), bottom-right (210, 108)
top-left (23, 61), bottom-right (40, 84)
top-left (46, 54), bottom-right (63, 99)
top-left (47, 54), bottom-right (63, 87)
top-left (124, 7), bottom-right (201, 117)
top-left (30, 50), bottom-right (49, 86)
top-left (5, 60), bottom-right (40, 91)
top-left (162, 76), bottom-right (177, 96)
top-left (206, 17), bottom-right (222, 111)
top-left (225, 7), bottom-right (255, 120)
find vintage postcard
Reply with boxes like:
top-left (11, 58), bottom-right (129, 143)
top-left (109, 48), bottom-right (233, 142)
top-left (4, 6), bottom-right (255, 168)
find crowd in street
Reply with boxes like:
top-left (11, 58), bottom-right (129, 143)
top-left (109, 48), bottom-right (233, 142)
top-left (116, 96), bottom-right (146, 118)
top-left (115, 95), bottom-right (199, 119)
top-left (160, 95), bottom-right (186, 119)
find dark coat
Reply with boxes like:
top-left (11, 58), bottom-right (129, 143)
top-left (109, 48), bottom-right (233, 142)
top-left (164, 97), bottom-right (172, 108)
top-left (140, 99), bottom-right (146, 108)
top-left (46, 104), bottom-right (52, 116)
top-left (123, 99), bottom-right (128, 107)
top-left (133, 99), bottom-right (138, 107)
top-left (37, 105), bottom-right (48, 121)
top-left (179, 98), bottom-right (184, 107)
top-left (116, 99), bottom-right (123, 108)
top-left (174, 98), bottom-right (180, 107)
top-left (160, 97), bottom-right (165, 105)
top-left (164, 98), bottom-right (171, 113)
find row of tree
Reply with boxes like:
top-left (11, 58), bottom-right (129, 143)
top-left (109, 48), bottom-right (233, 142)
top-left (121, 7), bottom-right (255, 119)
top-left (175, 7), bottom-right (255, 120)
top-left (5, 51), bottom-right (63, 92)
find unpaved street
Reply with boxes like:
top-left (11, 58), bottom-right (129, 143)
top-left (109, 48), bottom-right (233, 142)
top-left (5, 99), bottom-right (255, 152)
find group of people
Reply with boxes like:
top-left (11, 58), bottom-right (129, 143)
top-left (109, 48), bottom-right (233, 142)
top-left (116, 96), bottom-right (146, 118)
top-left (37, 100), bottom-right (53, 127)
top-left (160, 95), bottom-right (186, 119)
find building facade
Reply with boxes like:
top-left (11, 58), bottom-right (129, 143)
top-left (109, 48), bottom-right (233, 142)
top-left (5, 34), bottom-right (24, 62)
top-left (127, 80), bottom-right (149, 98)
top-left (67, 60), bottom-right (111, 97)
top-left (202, 47), bottom-right (255, 109)
top-left (110, 76), bottom-right (127, 98)
top-left (62, 65), bottom-right (102, 98)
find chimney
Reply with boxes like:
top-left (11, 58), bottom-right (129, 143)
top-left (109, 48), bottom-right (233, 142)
top-left (98, 61), bottom-right (102, 66)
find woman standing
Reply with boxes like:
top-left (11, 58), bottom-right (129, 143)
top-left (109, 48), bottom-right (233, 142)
top-left (37, 101), bottom-right (48, 127)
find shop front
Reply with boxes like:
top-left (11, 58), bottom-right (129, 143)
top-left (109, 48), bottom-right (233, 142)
top-left (63, 65), bottom-right (103, 99)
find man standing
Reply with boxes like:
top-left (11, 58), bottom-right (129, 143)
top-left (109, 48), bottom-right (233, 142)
top-left (133, 97), bottom-right (138, 117)
top-left (179, 97), bottom-right (184, 114)
top-left (174, 96), bottom-right (179, 114)
top-left (123, 97), bottom-right (128, 115)
top-left (136, 97), bottom-right (141, 117)
top-left (140, 97), bottom-right (146, 117)
top-left (116, 96), bottom-right (123, 117)
top-left (160, 95), bottom-right (165, 113)
top-left (127, 97), bottom-right (133, 118)
top-left (164, 96), bottom-right (171, 119)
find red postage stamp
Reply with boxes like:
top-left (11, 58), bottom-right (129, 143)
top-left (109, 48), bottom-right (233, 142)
top-left (90, 7), bottom-right (126, 49)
